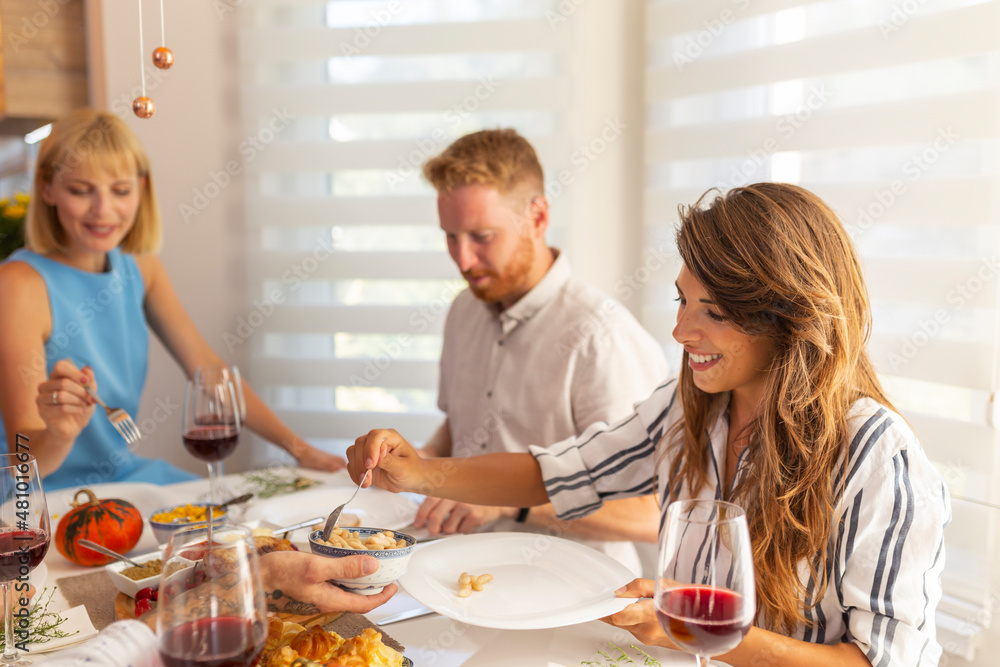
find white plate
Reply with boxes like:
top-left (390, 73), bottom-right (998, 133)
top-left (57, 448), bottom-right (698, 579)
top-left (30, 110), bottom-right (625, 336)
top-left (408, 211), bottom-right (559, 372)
top-left (243, 484), bottom-right (419, 532)
top-left (398, 532), bottom-right (635, 630)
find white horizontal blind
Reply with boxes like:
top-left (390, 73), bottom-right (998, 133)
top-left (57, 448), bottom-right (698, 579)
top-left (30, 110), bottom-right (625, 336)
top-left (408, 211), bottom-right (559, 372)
top-left (238, 0), bottom-right (575, 458)
top-left (645, 0), bottom-right (1000, 661)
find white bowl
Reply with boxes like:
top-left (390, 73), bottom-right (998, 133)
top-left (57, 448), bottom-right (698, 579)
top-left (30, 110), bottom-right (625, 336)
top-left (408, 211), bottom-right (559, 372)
top-left (104, 551), bottom-right (164, 598)
top-left (308, 527), bottom-right (415, 595)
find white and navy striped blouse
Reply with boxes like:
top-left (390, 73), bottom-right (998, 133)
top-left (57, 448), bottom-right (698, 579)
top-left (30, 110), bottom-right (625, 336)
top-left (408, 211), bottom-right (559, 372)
top-left (531, 379), bottom-right (951, 667)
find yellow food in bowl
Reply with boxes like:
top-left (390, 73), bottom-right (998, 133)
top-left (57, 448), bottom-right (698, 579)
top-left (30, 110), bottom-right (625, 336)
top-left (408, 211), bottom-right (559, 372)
top-left (151, 504), bottom-right (224, 524)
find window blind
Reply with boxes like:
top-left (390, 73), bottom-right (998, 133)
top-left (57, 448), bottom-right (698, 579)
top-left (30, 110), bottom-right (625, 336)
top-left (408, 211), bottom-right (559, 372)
top-left (644, 0), bottom-right (1000, 661)
top-left (238, 0), bottom-right (575, 460)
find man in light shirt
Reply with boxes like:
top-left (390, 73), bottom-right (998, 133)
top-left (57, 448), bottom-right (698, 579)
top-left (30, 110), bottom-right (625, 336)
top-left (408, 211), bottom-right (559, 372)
top-left (414, 128), bottom-right (668, 574)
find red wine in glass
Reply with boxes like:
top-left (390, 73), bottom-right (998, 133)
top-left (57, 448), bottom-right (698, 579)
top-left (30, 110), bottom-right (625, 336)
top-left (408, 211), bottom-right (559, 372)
top-left (655, 499), bottom-right (755, 666)
top-left (159, 616), bottom-right (264, 667)
top-left (183, 425), bottom-right (239, 463)
top-left (657, 585), bottom-right (751, 656)
top-left (0, 529), bottom-right (50, 581)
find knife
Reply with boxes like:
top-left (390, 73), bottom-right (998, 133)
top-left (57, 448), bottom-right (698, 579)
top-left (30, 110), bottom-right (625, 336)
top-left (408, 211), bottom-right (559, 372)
top-left (375, 606), bottom-right (438, 625)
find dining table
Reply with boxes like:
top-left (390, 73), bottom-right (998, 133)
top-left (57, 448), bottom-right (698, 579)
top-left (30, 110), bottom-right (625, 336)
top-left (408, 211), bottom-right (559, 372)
top-left (28, 467), bottom-right (691, 666)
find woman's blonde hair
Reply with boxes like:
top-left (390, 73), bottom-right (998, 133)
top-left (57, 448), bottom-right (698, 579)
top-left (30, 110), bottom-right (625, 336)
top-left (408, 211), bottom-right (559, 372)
top-left (422, 128), bottom-right (544, 197)
top-left (27, 108), bottom-right (161, 254)
top-left (668, 182), bottom-right (894, 633)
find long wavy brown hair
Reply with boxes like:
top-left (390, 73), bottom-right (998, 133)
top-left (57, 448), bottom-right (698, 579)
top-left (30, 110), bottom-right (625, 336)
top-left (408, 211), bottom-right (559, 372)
top-left (668, 182), bottom-right (895, 633)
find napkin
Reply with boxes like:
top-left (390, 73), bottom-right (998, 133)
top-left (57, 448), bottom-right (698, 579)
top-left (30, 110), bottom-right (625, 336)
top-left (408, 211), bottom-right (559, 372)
top-left (24, 605), bottom-right (98, 654)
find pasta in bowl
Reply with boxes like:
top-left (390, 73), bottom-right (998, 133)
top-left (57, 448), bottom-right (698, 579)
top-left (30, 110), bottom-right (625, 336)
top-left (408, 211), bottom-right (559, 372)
top-left (308, 527), bottom-right (415, 595)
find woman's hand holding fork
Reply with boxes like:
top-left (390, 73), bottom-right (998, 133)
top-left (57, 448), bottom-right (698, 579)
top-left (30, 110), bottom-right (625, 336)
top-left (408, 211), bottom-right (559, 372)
top-left (36, 358), bottom-right (97, 442)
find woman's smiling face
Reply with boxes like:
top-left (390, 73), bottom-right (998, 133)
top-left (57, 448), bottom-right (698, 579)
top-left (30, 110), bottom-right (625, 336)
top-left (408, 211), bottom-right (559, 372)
top-left (42, 166), bottom-right (141, 270)
top-left (672, 264), bottom-right (775, 406)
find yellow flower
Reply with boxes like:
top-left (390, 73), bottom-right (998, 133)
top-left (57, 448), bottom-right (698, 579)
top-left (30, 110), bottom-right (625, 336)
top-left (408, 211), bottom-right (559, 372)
top-left (14, 193), bottom-right (29, 205)
top-left (0, 199), bottom-right (9, 209)
top-left (4, 204), bottom-right (26, 219)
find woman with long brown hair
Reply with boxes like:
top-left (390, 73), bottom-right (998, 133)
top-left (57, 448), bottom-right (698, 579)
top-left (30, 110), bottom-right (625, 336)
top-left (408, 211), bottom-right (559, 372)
top-left (348, 183), bottom-right (950, 666)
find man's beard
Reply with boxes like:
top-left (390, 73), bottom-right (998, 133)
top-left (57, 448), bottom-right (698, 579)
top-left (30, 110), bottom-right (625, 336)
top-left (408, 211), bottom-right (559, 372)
top-left (464, 231), bottom-right (536, 304)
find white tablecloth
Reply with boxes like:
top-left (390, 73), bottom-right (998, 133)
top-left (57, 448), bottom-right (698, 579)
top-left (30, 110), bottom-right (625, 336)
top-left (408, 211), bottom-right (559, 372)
top-left (33, 469), bottom-right (690, 666)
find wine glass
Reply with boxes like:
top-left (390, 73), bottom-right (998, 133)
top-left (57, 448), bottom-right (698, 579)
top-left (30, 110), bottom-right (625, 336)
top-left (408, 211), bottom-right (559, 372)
top-left (183, 377), bottom-right (241, 506)
top-left (655, 499), bottom-right (755, 666)
top-left (0, 453), bottom-right (51, 666)
top-left (157, 524), bottom-right (266, 667)
top-left (193, 366), bottom-right (247, 503)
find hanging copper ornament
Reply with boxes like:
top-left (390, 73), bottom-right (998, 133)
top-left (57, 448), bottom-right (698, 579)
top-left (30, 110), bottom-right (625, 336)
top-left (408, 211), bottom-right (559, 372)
top-left (132, 96), bottom-right (156, 118)
top-left (152, 46), bottom-right (174, 69)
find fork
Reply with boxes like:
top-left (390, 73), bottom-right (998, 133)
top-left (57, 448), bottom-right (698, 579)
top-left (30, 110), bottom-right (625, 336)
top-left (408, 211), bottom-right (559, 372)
top-left (81, 383), bottom-right (142, 445)
top-left (321, 468), bottom-right (370, 541)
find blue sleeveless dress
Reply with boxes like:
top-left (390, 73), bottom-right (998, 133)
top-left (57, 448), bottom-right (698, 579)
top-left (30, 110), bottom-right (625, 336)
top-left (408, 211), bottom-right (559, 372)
top-left (2, 248), bottom-right (197, 490)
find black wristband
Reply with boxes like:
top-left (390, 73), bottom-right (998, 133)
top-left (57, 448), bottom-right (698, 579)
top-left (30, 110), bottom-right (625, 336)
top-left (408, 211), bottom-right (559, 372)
top-left (515, 507), bottom-right (530, 523)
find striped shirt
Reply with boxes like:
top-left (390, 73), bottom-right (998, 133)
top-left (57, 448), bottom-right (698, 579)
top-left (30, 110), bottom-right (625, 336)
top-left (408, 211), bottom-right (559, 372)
top-left (531, 379), bottom-right (951, 666)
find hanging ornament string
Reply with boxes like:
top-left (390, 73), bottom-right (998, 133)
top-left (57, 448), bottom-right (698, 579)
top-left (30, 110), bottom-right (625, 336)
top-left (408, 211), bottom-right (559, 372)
top-left (132, 0), bottom-right (155, 118)
top-left (153, 0), bottom-right (174, 69)
top-left (137, 0), bottom-right (145, 97)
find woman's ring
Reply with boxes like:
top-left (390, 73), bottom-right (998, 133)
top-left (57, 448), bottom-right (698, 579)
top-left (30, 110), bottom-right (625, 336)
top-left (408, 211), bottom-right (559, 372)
top-left (52, 391), bottom-right (58, 406)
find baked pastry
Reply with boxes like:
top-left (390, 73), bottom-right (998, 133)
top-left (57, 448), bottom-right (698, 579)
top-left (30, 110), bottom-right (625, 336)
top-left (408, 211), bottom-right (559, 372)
top-left (260, 622), bottom-right (402, 667)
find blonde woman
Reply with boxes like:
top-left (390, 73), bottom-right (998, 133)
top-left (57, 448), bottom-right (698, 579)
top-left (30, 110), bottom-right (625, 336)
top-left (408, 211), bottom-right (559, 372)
top-left (348, 183), bottom-right (950, 666)
top-left (0, 109), bottom-right (344, 489)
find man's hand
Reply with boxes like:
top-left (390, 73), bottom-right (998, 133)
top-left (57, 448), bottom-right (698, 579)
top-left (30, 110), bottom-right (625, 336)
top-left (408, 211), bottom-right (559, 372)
top-left (414, 497), bottom-right (511, 535)
top-left (259, 550), bottom-right (396, 615)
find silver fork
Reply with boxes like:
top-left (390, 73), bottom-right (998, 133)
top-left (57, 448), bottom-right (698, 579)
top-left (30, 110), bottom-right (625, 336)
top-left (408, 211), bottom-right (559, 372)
top-left (321, 469), bottom-right (370, 541)
top-left (81, 383), bottom-right (142, 445)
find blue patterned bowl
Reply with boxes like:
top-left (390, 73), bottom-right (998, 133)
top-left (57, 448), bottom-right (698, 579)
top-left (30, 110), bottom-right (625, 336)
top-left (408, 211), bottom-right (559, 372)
top-left (308, 527), bottom-right (415, 595)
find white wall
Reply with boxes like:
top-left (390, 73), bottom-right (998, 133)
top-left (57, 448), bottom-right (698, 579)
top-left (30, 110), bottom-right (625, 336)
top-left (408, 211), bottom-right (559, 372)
top-left (97, 0), bottom-right (252, 475)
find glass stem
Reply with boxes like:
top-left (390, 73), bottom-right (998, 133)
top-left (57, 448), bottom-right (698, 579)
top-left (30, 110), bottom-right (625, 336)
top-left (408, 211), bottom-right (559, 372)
top-left (207, 462), bottom-right (220, 505)
top-left (1, 580), bottom-right (19, 661)
top-left (695, 655), bottom-right (709, 667)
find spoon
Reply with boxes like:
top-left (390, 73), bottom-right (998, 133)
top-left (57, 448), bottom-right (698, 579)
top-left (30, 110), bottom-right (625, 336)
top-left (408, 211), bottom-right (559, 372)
top-left (214, 492), bottom-right (254, 511)
top-left (78, 539), bottom-right (143, 568)
top-left (321, 469), bottom-right (369, 541)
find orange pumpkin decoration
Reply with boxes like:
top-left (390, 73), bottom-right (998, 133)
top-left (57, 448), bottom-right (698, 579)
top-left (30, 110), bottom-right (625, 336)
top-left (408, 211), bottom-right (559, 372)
top-left (55, 488), bottom-right (144, 566)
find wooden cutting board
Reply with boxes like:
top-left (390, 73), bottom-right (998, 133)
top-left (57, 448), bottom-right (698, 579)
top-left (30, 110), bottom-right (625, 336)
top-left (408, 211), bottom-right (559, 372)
top-left (115, 592), bottom-right (344, 630)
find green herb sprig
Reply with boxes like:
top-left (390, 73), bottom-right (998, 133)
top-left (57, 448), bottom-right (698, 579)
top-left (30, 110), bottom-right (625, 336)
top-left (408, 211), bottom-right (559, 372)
top-left (582, 643), bottom-right (662, 667)
top-left (240, 468), bottom-right (319, 499)
top-left (0, 587), bottom-right (78, 646)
